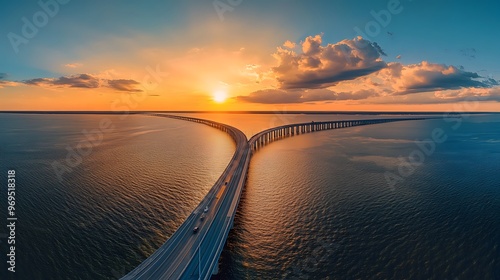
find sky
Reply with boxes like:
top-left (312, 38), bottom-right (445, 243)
top-left (1, 0), bottom-right (499, 111)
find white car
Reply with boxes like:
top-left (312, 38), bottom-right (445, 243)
top-left (204, 206), bottom-right (209, 212)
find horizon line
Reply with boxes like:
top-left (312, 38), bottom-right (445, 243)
top-left (0, 110), bottom-right (499, 115)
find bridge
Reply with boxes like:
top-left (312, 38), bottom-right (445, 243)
top-left (122, 114), bottom-right (433, 279)
top-left (248, 117), bottom-right (431, 150)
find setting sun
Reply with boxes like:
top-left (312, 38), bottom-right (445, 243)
top-left (213, 90), bottom-right (227, 103)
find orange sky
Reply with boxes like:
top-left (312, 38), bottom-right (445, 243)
top-left (2, 2), bottom-right (499, 112)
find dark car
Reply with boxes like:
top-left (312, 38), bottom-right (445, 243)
top-left (193, 226), bottom-right (199, 233)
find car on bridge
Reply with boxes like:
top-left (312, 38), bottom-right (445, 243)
top-left (193, 226), bottom-right (199, 233)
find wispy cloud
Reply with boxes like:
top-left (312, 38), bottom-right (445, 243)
top-left (107, 79), bottom-right (142, 92)
top-left (433, 87), bottom-right (500, 102)
top-left (0, 73), bottom-right (20, 88)
top-left (64, 63), bottom-right (83, 68)
top-left (283, 40), bottom-right (296, 49)
top-left (236, 88), bottom-right (375, 104)
top-left (24, 74), bottom-right (100, 88)
top-left (22, 74), bottom-right (142, 92)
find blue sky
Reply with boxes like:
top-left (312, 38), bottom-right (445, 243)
top-left (1, 0), bottom-right (499, 110)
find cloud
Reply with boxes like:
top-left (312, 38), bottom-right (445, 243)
top-left (24, 74), bottom-right (100, 88)
top-left (245, 31), bottom-right (500, 106)
top-left (485, 78), bottom-right (499, 86)
top-left (433, 86), bottom-right (500, 102)
top-left (283, 40), bottom-right (296, 49)
top-left (372, 42), bottom-right (387, 56)
top-left (64, 63), bottom-right (83, 68)
top-left (188, 48), bottom-right (202, 54)
top-left (377, 61), bottom-right (490, 94)
top-left (272, 35), bottom-right (387, 89)
top-left (236, 36), bottom-right (499, 105)
top-left (246, 64), bottom-right (260, 70)
top-left (107, 79), bottom-right (142, 92)
top-left (22, 74), bottom-right (142, 92)
top-left (237, 88), bottom-right (377, 104)
top-left (0, 73), bottom-right (21, 88)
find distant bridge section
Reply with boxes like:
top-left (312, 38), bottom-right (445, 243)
top-left (249, 118), bottom-right (433, 150)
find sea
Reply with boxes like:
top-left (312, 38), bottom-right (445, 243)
top-left (0, 113), bottom-right (498, 280)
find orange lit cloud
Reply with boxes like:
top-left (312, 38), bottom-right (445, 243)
top-left (0, 73), bottom-right (21, 88)
top-left (64, 63), bottom-right (83, 68)
top-left (272, 35), bottom-right (387, 89)
top-left (283, 40), bottom-right (296, 49)
top-left (377, 61), bottom-right (489, 94)
top-left (237, 88), bottom-right (373, 104)
top-left (237, 35), bottom-right (499, 105)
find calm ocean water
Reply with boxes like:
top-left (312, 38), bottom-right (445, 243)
top-left (0, 114), bottom-right (235, 280)
top-left (0, 113), bottom-right (499, 279)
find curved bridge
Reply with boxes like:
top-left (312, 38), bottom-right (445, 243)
top-left (122, 114), bottom-right (433, 279)
top-left (121, 113), bottom-right (250, 279)
top-left (248, 117), bottom-right (432, 150)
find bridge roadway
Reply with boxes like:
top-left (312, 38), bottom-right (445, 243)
top-left (122, 114), bottom-right (433, 279)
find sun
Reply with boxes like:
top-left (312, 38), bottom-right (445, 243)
top-left (213, 90), bottom-right (227, 103)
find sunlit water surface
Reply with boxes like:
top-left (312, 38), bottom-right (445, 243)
top-left (0, 113), bottom-right (499, 279)
top-left (0, 114), bottom-right (234, 280)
